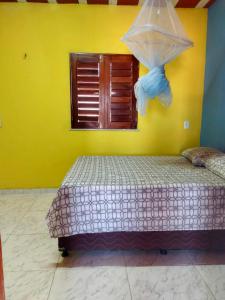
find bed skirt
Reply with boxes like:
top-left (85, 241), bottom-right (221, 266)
top-left (58, 230), bottom-right (225, 252)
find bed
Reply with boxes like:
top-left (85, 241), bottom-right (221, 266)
top-left (46, 155), bottom-right (225, 256)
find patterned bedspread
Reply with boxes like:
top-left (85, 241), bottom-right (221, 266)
top-left (47, 156), bottom-right (225, 238)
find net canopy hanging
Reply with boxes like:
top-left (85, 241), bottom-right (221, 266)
top-left (122, 0), bottom-right (193, 115)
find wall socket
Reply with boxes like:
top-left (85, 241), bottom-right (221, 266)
top-left (184, 120), bottom-right (190, 129)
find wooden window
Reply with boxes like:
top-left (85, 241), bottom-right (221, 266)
top-left (70, 53), bottom-right (139, 129)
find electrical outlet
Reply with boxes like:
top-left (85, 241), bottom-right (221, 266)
top-left (0, 119), bottom-right (2, 128)
top-left (184, 120), bottom-right (190, 129)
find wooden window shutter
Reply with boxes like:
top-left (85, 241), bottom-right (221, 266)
top-left (70, 53), bottom-right (104, 129)
top-left (104, 55), bottom-right (139, 129)
top-left (70, 53), bottom-right (138, 129)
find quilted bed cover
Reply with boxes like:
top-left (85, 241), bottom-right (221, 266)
top-left (47, 156), bottom-right (225, 238)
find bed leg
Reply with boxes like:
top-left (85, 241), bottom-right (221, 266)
top-left (160, 249), bottom-right (168, 255)
top-left (61, 249), bottom-right (69, 257)
top-left (58, 247), bottom-right (69, 257)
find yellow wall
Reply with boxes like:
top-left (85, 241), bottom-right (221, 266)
top-left (0, 4), bottom-right (207, 188)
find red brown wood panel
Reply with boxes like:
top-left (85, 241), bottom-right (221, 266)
top-left (78, 109), bottom-right (99, 115)
top-left (111, 77), bottom-right (133, 83)
top-left (78, 90), bottom-right (99, 96)
top-left (117, 0), bottom-right (139, 5)
top-left (0, 0), bottom-right (214, 6)
top-left (111, 109), bottom-right (131, 116)
top-left (111, 103), bottom-right (131, 109)
top-left (77, 83), bottom-right (99, 90)
top-left (111, 97), bottom-right (130, 103)
top-left (57, 0), bottom-right (79, 3)
top-left (111, 70), bottom-right (132, 77)
top-left (112, 83), bottom-right (133, 90)
top-left (27, 0), bottom-right (48, 2)
top-left (176, 0), bottom-right (200, 8)
top-left (78, 103), bottom-right (99, 109)
top-left (58, 230), bottom-right (225, 251)
top-left (0, 237), bottom-right (5, 300)
top-left (87, 0), bottom-right (108, 4)
top-left (77, 97), bottom-right (99, 102)
top-left (77, 77), bottom-right (99, 84)
top-left (111, 90), bottom-right (132, 97)
top-left (109, 62), bottom-right (132, 70)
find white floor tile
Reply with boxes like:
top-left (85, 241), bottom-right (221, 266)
top-left (13, 211), bottom-right (49, 235)
top-left (0, 193), bottom-right (35, 214)
top-left (127, 265), bottom-right (215, 300)
top-left (196, 265), bottom-right (225, 300)
top-left (0, 211), bottom-right (29, 241)
top-left (3, 234), bottom-right (59, 271)
top-left (49, 266), bottom-right (131, 300)
top-left (31, 193), bottom-right (56, 212)
top-left (4, 270), bottom-right (54, 300)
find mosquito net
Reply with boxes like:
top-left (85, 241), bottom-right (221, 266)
top-left (122, 0), bottom-right (193, 114)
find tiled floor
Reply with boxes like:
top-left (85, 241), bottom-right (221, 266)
top-left (1, 190), bottom-right (225, 300)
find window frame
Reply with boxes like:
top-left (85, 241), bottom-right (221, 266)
top-left (70, 52), bottom-right (139, 130)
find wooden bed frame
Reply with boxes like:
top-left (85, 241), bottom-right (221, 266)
top-left (58, 230), bottom-right (225, 257)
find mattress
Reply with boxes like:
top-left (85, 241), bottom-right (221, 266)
top-left (47, 156), bottom-right (225, 238)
